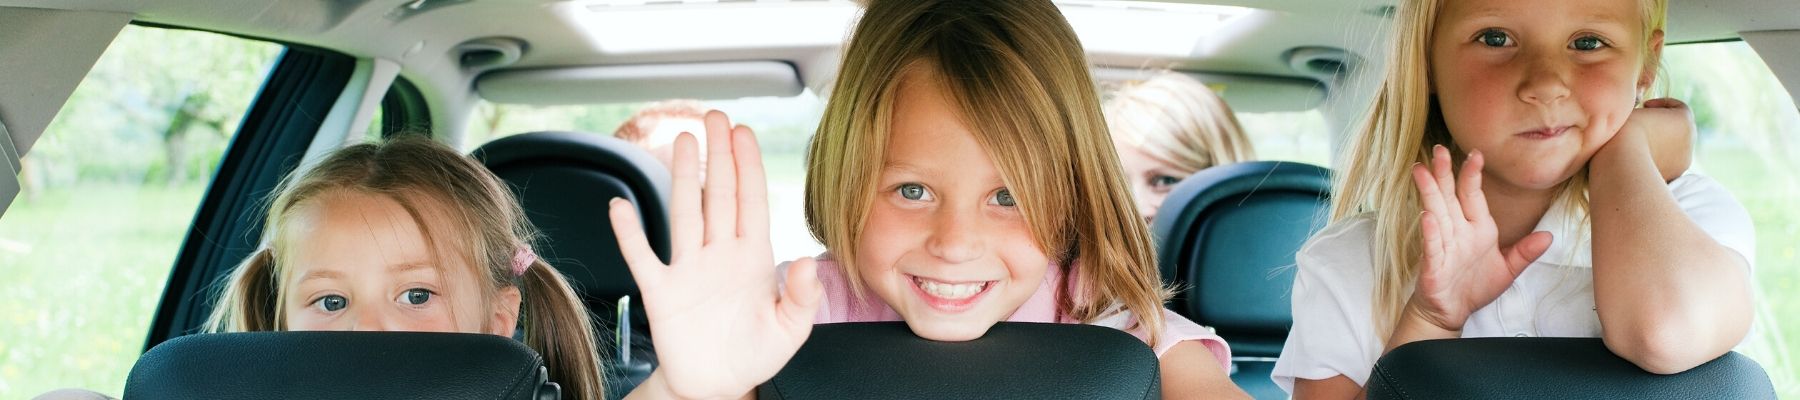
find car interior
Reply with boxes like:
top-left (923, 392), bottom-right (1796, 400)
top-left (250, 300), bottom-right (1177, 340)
top-left (2, 0), bottom-right (1799, 398)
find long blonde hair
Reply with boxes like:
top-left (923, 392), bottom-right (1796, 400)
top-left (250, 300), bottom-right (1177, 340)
top-left (1103, 71), bottom-right (1255, 174)
top-left (804, 0), bottom-right (1173, 343)
top-left (1331, 0), bottom-right (1668, 339)
top-left (204, 136), bottom-right (605, 400)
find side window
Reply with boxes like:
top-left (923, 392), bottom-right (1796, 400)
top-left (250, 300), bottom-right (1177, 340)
top-left (1662, 41), bottom-right (1800, 397)
top-left (0, 25), bottom-right (281, 396)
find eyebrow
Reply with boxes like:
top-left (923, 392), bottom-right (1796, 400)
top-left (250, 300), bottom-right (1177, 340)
top-left (389, 262), bottom-right (435, 273)
top-left (298, 269), bottom-right (343, 283)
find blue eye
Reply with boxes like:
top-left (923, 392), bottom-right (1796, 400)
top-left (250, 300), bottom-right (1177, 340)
top-left (399, 289), bottom-right (433, 306)
top-left (991, 189), bottom-right (1016, 207)
top-left (1477, 29), bottom-right (1513, 47)
top-left (1571, 36), bottom-right (1606, 51)
top-left (315, 295), bottom-right (347, 312)
top-left (898, 183), bottom-right (928, 201)
top-left (1150, 175), bottom-right (1182, 189)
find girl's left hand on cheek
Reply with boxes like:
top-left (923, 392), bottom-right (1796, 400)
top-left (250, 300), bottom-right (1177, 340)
top-left (1603, 98), bottom-right (1695, 182)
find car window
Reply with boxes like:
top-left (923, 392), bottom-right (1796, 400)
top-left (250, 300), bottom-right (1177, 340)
top-left (1663, 41), bottom-right (1800, 396)
top-left (0, 25), bottom-right (281, 397)
top-left (1238, 109), bottom-right (1332, 166)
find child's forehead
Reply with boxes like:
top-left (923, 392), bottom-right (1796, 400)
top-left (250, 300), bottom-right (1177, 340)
top-left (280, 189), bottom-right (490, 279)
top-left (1443, 0), bottom-right (1643, 25)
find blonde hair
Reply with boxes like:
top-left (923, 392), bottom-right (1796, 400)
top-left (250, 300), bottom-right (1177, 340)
top-left (1103, 71), bottom-right (1255, 174)
top-left (1331, 0), bottom-right (1668, 339)
top-left (204, 136), bottom-right (605, 400)
top-left (804, 0), bottom-right (1173, 344)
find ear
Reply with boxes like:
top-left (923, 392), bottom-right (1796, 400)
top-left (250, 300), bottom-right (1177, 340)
top-left (1638, 29), bottom-right (1666, 93)
top-left (488, 286), bottom-right (522, 337)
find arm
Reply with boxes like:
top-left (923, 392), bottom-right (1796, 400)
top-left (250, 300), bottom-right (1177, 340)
top-left (1292, 376), bottom-right (1363, 400)
top-left (1588, 103), bottom-right (1753, 375)
top-left (1642, 98), bottom-right (1695, 183)
top-left (1158, 341), bottom-right (1249, 400)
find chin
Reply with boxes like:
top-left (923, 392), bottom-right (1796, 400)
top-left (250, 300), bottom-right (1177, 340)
top-left (902, 317), bottom-right (997, 342)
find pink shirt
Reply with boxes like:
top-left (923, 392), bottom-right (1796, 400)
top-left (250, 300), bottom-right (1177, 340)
top-left (808, 256), bottom-right (1231, 369)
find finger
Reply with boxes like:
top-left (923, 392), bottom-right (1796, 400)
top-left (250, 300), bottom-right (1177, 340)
top-left (670, 132), bottom-right (703, 260)
top-left (609, 198), bottom-right (666, 290)
top-left (1458, 150), bottom-right (1490, 222)
top-left (1503, 231), bottom-right (1554, 276)
top-left (1432, 145), bottom-right (1465, 223)
top-left (1411, 162), bottom-right (1451, 234)
top-left (1420, 210), bottom-right (1445, 270)
top-left (733, 125), bottom-right (771, 242)
top-left (778, 257), bottom-right (824, 333)
top-left (702, 110), bottom-right (738, 244)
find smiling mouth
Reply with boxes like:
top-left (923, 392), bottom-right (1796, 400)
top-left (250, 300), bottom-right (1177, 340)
top-left (1517, 126), bottom-right (1572, 139)
top-left (907, 274), bottom-right (996, 312)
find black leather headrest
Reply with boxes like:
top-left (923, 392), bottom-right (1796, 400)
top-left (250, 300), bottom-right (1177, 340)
top-left (124, 331), bottom-right (558, 400)
top-left (1150, 161), bottom-right (1329, 357)
top-left (1368, 338), bottom-right (1777, 399)
top-left (758, 322), bottom-right (1160, 399)
top-left (472, 131), bottom-right (672, 305)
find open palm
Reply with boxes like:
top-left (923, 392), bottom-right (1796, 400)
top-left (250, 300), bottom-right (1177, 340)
top-left (610, 111), bottom-right (821, 399)
top-left (1409, 145), bottom-right (1553, 331)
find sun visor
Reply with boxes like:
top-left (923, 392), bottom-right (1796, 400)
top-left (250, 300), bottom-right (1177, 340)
top-left (476, 61), bottom-right (803, 105)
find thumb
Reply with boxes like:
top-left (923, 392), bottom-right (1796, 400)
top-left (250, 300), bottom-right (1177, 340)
top-left (1502, 231), bottom-right (1554, 276)
top-left (778, 257), bottom-right (824, 329)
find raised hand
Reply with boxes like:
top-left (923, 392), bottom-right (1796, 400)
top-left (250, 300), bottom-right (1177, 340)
top-left (611, 111), bottom-right (822, 399)
top-left (1407, 145), bottom-right (1553, 332)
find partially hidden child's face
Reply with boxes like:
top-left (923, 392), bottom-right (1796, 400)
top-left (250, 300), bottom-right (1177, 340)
top-left (856, 71), bottom-right (1053, 342)
top-left (1431, 0), bottom-right (1656, 190)
top-left (1112, 137), bottom-right (1187, 223)
top-left (281, 190), bottom-right (516, 336)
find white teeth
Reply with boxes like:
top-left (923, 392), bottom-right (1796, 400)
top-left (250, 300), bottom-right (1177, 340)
top-left (915, 277), bottom-right (986, 300)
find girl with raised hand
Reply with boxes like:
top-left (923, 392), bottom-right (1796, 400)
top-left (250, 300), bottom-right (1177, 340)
top-left (1273, 0), bottom-right (1755, 398)
top-left (611, 1), bottom-right (1247, 398)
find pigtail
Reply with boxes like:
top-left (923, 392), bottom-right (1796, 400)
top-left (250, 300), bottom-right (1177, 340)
top-left (204, 248), bottom-right (280, 333)
top-left (519, 260), bottom-right (605, 400)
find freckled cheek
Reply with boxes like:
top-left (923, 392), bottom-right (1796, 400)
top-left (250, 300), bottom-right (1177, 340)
top-left (1573, 79), bottom-right (1638, 140)
top-left (856, 203), bottom-right (925, 273)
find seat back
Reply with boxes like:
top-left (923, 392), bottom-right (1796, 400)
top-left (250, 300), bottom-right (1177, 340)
top-left (1149, 161), bottom-right (1330, 398)
top-left (759, 322), bottom-right (1161, 399)
top-left (471, 131), bottom-right (670, 397)
top-left (472, 131), bottom-right (672, 306)
top-left (125, 331), bottom-right (558, 400)
top-left (1369, 338), bottom-right (1777, 400)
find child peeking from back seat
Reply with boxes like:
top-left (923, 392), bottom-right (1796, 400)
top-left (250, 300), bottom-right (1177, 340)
top-left (205, 136), bottom-right (609, 400)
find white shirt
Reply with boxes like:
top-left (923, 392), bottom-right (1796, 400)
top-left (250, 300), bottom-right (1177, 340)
top-left (1270, 173), bottom-right (1756, 393)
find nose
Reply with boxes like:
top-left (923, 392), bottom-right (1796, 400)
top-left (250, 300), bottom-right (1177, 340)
top-left (1134, 185), bottom-right (1158, 223)
top-left (1518, 49), bottom-right (1571, 106)
top-left (925, 205), bottom-right (986, 264)
top-left (349, 307), bottom-right (392, 332)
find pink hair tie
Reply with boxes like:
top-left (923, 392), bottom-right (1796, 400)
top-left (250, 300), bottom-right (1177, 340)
top-left (511, 247), bottom-right (537, 277)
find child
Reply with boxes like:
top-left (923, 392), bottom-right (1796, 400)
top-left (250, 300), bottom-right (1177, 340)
top-left (608, 0), bottom-right (1246, 399)
top-left (1272, 0), bottom-right (1756, 398)
top-left (205, 136), bottom-right (607, 400)
top-left (1103, 71), bottom-right (1256, 222)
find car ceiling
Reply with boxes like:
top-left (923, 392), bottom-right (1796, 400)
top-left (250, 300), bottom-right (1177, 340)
top-left (6, 0), bottom-right (1799, 136)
